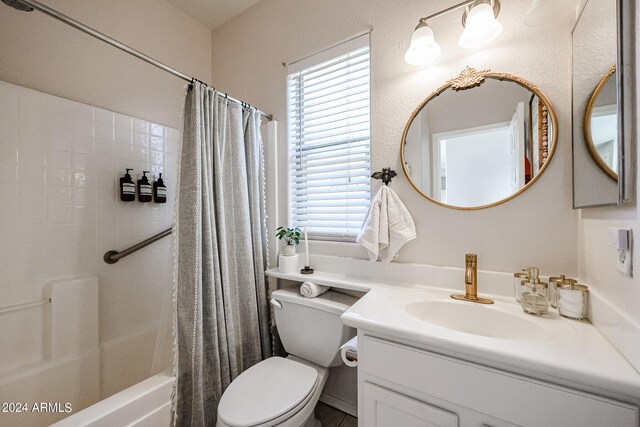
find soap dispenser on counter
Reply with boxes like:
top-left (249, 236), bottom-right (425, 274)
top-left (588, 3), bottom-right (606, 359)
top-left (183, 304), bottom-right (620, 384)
top-left (120, 168), bottom-right (136, 202)
top-left (153, 173), bottom-right (167, 203)
top-left (138, 171), bottom-right (152, 203)
top-left (520, 267), bottom-right (549, 315)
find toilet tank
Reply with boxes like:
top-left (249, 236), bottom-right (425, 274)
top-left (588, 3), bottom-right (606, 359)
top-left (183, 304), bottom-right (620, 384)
top-left (271, 287), bottom-right (357, 368)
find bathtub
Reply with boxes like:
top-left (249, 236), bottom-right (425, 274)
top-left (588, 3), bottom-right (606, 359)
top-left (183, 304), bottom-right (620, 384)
top-left (0, 277), bottom-right (101, 427)
top-left (52, 373), bottom-right (173, 427)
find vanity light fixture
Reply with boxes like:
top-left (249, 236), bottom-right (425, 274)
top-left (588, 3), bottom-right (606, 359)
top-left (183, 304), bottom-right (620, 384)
top-left (459, 0), bottom-right (502, 48)
top-left (404, 0), bottom-right (502, 65)
top-left (404, 21), bottom-right (442, 65)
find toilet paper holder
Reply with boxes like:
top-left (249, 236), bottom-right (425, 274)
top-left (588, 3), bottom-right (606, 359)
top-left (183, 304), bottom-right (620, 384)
top-left (340, 336), bottom-right (359, 366)
top-left (344, 349), bottom-right (358, 362)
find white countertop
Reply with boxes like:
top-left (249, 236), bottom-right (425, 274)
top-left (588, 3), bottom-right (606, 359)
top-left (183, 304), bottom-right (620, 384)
top-left (266, 267), bottom-right (640, 404)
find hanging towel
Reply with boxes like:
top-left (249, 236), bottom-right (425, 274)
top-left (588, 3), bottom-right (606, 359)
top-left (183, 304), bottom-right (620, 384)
top-left (356, 186), bottom-right (416, 263)
top-left (300, 281), bottom-right (330, 298)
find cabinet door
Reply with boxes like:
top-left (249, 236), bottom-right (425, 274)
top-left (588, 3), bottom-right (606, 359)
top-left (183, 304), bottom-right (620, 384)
top-left (360, 335), bottom-right (639, 426)
top-left (363, 382), bottom-right (458, 427)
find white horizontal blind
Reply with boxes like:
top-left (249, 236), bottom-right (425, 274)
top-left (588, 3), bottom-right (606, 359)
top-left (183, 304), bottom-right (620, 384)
top-left (288, 34), bottom-right (371, 241)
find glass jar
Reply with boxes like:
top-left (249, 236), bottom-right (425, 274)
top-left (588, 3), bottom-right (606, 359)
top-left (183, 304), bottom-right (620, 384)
top-left (521, 281), bottom-right (549, 315)
top-left (549, 275), bottom-right (577, 309)
top-left (513, 272), bottom-right (529, 302)
top-left (520, 267), bottom-right (549, 315)
top-left (557, 283), bottom-right (589, 320)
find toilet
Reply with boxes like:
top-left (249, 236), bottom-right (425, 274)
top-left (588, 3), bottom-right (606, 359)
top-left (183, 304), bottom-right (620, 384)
top-left (217, 286), bottom-right (357, 427)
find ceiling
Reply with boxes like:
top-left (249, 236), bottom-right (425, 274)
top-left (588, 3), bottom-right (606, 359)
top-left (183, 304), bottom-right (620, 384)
top-left (165, 0), bottom-right (261, 29)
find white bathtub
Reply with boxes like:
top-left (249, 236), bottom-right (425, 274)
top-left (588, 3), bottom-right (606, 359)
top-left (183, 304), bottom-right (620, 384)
top-left (52, 373), bottom-right (173, 427)
top-left (0, 277), bottom-right (101, 427)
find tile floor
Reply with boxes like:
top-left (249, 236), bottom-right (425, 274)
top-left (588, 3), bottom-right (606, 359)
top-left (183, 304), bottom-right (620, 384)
top-left (314, 402), bottom-right (357, 427)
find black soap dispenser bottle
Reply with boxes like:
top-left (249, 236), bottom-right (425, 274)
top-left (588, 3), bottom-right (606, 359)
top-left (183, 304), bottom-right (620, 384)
top-left (120, 168), bottom-right (136, 202)
top-left (153, 173), bottom-right (167, 203)
top-left (138, 171), bottom-right (153, 203)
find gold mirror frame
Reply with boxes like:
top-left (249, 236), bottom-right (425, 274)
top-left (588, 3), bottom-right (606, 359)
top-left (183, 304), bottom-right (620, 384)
top-left (583, 65), bottom-right (618, 182)
top-left (400, 66), bottom-right (559, 210)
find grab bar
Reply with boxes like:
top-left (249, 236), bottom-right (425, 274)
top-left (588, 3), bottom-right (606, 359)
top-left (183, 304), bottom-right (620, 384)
top-left (0, 298), bottom-right (51, 315)
top-left (103, 227), bottom-right (172, 264)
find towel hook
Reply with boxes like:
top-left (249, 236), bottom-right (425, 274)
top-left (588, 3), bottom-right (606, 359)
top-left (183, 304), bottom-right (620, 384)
top-left (371, 167), bottom-right (397, 186)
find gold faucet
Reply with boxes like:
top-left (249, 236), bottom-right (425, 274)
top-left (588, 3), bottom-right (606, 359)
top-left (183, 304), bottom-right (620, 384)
top-left (451, 254), bottom-right (494, 304)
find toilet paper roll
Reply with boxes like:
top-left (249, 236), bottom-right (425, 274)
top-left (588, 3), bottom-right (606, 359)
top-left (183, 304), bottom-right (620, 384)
top-left (340, 336), bottom-right (358, 367)
top-left (278, 254), bottom-right (299, 274)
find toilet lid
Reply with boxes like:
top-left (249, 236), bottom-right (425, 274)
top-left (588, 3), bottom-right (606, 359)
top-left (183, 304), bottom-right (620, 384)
top-left (218, 357), bottom-right (319, 427)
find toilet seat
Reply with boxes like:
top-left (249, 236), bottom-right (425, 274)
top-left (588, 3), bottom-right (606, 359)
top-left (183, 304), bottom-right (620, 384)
top-left (217, 357), bottom-right (320, 427)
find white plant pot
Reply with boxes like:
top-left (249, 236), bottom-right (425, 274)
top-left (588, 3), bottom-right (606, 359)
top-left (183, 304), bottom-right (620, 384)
top-left (282, 244), bottom-right (296, 256)
top-left (278, 254), bottom-right (299, 274)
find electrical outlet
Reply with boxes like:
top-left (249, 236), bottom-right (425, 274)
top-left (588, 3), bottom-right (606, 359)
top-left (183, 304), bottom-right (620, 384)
top-left (617, 246), bottom-right (632, 276)
top-left (608, 228), bottom-right (633, 277)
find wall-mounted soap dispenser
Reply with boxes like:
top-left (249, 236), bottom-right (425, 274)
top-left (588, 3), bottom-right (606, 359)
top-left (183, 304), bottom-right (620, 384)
top-left (138, 171), bottom-right (152, 203)
top-left (120, 168), bottom-right (136, 202)
top-left (153, 173), bottom-right (167, 203)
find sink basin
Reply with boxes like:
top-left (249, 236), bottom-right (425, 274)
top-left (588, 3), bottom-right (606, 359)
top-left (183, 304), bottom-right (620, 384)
top-left (404, 298), bottom-right (551, 341)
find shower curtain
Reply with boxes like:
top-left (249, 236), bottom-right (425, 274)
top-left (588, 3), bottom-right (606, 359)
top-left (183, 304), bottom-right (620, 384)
top-left (173, 81), bottom-right (271, 426)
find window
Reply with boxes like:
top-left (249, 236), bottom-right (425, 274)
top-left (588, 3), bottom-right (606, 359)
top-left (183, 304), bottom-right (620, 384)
top-left (287, 34), bottom-right (371, 241)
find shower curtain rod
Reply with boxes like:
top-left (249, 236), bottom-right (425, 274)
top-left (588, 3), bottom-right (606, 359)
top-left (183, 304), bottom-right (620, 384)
top-left (11, 0), bottom-right (273, 121)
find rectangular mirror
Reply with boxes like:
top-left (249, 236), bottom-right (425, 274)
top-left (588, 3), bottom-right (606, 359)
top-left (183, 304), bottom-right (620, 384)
top-left (572, 0), bottom-right (635, 208)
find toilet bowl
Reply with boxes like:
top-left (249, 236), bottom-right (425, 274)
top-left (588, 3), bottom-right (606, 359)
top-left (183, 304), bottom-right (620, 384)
top-left (217, 287), bottom-right (357, 427)
top-left (217, 356), bottom-right (327, 427)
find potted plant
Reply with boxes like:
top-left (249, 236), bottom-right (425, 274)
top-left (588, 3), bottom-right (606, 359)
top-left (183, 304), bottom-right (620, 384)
top-left (276, 226), bottom-right (301, 256)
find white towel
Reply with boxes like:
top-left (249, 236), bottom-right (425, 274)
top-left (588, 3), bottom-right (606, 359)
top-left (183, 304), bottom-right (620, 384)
top-left (300, 281), bottom-right (330, 298)
top-left (356, 186), bottom-right (416, 263)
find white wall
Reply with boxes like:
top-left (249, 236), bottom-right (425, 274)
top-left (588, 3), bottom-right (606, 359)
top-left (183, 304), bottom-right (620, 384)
top-left (211, 0), bottom-right (577, 275)
top-left (0, 0), bottom-right (211, 128)
top-left (0, 0), bottom-right (211, 401)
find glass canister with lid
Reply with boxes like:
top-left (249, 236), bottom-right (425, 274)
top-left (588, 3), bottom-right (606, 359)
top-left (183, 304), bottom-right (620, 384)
top-left (549, 275), bottom-right (577, 309)
top-left (513, 271), bottom-right (530, 302)
top-left (557, 282), bottom-right (589, 320)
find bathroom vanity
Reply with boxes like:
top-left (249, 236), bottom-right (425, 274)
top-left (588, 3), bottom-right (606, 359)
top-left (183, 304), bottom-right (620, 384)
top-left (266, 260), bottom-right (640, 427)
top-left (343, 288), bottom-right (640, 427)
top-left (357, 334), bottom-right (637, 426)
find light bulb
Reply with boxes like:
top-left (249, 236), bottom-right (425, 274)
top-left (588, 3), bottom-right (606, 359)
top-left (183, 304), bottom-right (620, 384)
top-left (524, 0), bottom-right (583, 27)
top-left (404, 23), bottom-right (441, 65)
top-left (459, 2), bottom-right (503, 48)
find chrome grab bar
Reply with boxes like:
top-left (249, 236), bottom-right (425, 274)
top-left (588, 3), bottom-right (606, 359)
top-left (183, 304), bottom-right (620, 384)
top-left (103, 227), bottom-right (172, 264)
top-left (0, 298), bottom-right (51, 315)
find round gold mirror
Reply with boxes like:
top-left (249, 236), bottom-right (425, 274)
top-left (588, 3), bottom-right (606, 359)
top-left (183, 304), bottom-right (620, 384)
top-left (584, 65), bottom-right (618, 182)
top-left (401, 66), bottom-right (558, 210)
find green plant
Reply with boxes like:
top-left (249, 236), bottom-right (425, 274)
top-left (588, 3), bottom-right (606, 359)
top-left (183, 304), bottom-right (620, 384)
top-left (276, 226), bottom-right (301, 245)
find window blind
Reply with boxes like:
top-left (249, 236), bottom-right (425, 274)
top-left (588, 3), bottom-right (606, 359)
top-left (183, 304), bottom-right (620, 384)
top-left (287, 34), bottom-right (371, 241)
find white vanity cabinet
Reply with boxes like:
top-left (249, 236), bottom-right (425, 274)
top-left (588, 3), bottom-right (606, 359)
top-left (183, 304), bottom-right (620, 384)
top-left (358, 334), bottom-right (639, 427)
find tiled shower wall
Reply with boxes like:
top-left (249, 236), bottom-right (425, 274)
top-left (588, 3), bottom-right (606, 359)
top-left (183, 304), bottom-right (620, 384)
top-left (0, 80), bottom-right (177, 398)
